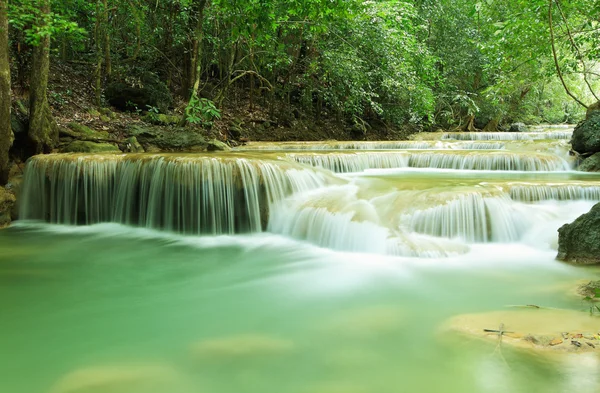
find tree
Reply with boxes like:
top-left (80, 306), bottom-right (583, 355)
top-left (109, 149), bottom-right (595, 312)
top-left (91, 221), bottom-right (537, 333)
top-left (0, 0), bottom-right (10, 183)
top-left (28, 0), bottom-right (57, 153)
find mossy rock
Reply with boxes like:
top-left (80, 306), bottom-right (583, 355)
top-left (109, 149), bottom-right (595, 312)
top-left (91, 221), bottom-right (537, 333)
top-left (143, 113), bottom-right (182, 126)
top-left (60, 141), bottom-right (121, 153)
top-left (557, 202), bottom-right (600, 265)
top-left (577, 152), bottom-right (600, 172)
top-left (65, 122), bottom-right (110, 139)
top-left (99, 115), bottom-right (111, 123)
top-left (571, 112), bottom-right (600, 155)
top-left (0, 187), bottom-right (16, 228)
top-left (128, 125), bottom-right (207, 152)
top-left (99, 107), bottom-right (117, 119)
top-left (207, 139), bottom-right (231, 151)
top-left (87, 108), bottom-right (101, 117)
top-left (123, 137), bottom-right (145, 153)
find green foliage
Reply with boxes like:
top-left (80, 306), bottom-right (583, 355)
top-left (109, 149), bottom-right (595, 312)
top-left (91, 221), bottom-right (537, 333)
top-left (185, 95), bottom-right (221, 127)
top-left (9, 0), bottom-right (85, 46)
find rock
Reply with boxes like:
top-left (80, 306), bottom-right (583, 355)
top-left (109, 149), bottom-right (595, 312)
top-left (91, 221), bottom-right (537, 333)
top-left (190, 334), bottom-right (294, 360)
top-left (207, 139), bottom-right (230, 151)
top-left (509, 122), bottom-right (528, 132)
top-left (557, 202), bottom-right (600, 265)
top-left (143, 113), bottom-right (182, 126)
top-left (123, 136), bottom-right (145, 153)
top-left (577, 281), bottom-right (600, 299)
top-left (60, 141), bottom-right (121, 153)
top-left (0, 186), bottom-right (16, 228)
top-left (128, 125), bottom-right (208, 152)
top-left (62, 122), bottom-right (110, 140)
top-left (571, 111), bottom-right (600, 155)
top-left (577, 152), bottom-right (600, 172)
top-left (48, 364), bottom-right (179, 393)
top-left (99, 107), bottom-right (116, 119)
top-left (105, 72), bottom-right (172, 113)
top-left (586, 101), bottom-right (600, 119)
top-left (445, 308), bottom-right (600, 353)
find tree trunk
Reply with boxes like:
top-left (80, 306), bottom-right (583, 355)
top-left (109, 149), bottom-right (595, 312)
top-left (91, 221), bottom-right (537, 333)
top-left (103, 0), bottom-right (111, 78)
top-left (483, 118), bottom-right (499, 131)
top-left (28, 0), bottom-right (57, 154)
top-left (94, 0), bottom-right (103, 106)
top-left (0, 0), bottom-right (11, 183)
top-left (190, 0), bottom-right (208, 98)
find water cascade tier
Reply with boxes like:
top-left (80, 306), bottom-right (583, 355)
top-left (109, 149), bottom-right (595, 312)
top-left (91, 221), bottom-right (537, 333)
top-left (410, 131), bottom-right (573, 141)
top-left (287, 151), bottom-right (571, 173)
top-left (20, 153), bottom-right (333, 234)
top-left (238, 140), bottom-right (507, 150)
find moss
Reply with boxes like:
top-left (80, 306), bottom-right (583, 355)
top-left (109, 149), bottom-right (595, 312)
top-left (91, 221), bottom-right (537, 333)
top-left (142, 113), bottom-right (182, 126)
top-left (577, 152), bottom-right (600, 172)
top-left (99, 115), bottom-right (111, 123)
top-left (87, 108), bottom-right (101, 116)
top-left (0, 186), bottom-right (15, 227)
top-left (67, 122), bottom-right (110, 139)
top-left (99, 107), bottom-right (116, 119)
top-left (60, 141), bottom-right (121, 153)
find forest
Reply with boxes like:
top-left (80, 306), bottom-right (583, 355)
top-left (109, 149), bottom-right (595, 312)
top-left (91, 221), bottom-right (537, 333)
top-left (0, 0), bottom-right (599, 181)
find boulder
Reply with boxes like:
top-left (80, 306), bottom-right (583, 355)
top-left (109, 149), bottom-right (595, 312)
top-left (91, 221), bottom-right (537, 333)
top-left (128, 125), bottom-right (207, 152)
top-left (60, 141), bottom-right (121, 153)
top-left (557, 202), bottom-right (600, 264)
top-left (571, 111), bottom-right (600, 155)
top-left (0, 186), bottom-right (16, 228)
top-left (577, 152), bottom-right (600, 172)
top-left (586, 101), bottom-right (600, 120)
top-left (509, 122), bottom-right (528, 132)
top-left (105, 72), bottom-right (172, 113)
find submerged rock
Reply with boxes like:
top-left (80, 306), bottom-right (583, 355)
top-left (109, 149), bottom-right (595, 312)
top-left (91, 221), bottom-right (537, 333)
top-left (445, 308), bottom-right (600, 354)
top-left (48, 363), bottom-right (180, 393)
top-left (190, 334), bottom-right (294, 360)
top-left (577, 152), bottom-right (600, 172)
top-left (571, 112), bottom-right (600, 155)
top-left (0, 186), bottom-right (16, 228)
top-left (557, 202), bottom-right (600, 265)
top-left (60, 141), bottom-right (121, 153)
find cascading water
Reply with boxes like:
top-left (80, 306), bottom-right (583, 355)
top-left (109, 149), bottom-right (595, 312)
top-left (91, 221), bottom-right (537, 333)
top-left (286, 150), bottom-right (570, 172)
top-left (20, 153), bottom-right (333, 234)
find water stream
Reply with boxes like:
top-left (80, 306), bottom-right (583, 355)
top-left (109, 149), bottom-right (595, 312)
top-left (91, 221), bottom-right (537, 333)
top-left (2, 128), bottom-right (600, 393)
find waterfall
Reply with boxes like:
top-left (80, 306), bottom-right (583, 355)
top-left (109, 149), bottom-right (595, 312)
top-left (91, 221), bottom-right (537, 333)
top-left (20, 154), bottom-right (332, 234)
top-left (238, 141), bottom-right (506, 150)
top-left (287, 151), bottom-right (570, 172)
top-left (441, 131), bottom-right (573, 141)
top-left (508, 184), bottom-right (600, 202)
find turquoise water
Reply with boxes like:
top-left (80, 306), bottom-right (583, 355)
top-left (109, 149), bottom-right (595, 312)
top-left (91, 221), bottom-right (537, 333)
top-left (1, 222), bottom-right (598, 393)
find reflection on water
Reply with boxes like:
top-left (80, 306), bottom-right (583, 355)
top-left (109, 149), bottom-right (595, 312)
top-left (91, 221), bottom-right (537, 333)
top-left (1, 223), bottom-right (598, 393)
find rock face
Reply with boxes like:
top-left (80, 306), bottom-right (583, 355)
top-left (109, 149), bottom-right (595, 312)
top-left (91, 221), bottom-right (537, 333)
top-left (0, 186), bottom-right (16, 228)
top-left (571, 111), bottom-right (600, 156)
top-left (557, 202), bottom-right (600, 265)
top-left (577, 152), bottom-right (600, 172)
top-left (510, 122), bottom-right (528, 132)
